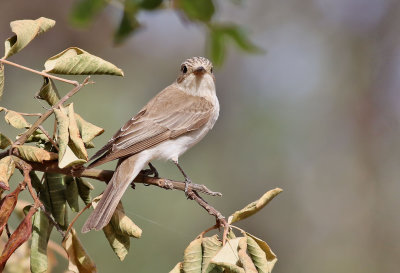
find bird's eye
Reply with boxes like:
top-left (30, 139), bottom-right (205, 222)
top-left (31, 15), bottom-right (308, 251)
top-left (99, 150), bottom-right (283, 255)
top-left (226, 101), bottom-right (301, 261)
top-left (181, 65), bottom-right (188, 74)
top-left (210, 67), bottom-right (213, 73)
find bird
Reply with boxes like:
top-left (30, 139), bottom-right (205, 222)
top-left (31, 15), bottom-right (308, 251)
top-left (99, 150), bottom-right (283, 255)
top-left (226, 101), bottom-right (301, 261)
top-left (81, 56), bottom-right (219, 233)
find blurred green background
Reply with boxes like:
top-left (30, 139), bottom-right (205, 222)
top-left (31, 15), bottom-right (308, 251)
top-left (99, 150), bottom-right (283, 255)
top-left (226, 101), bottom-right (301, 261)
top-left (1, 0), bottom-right (400, 272)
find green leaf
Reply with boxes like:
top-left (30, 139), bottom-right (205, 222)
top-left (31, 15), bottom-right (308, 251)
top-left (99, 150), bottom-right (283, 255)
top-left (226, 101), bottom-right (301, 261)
top-left (169, 262), bottom-right (183, 273)
top-left (62, 228), bottom-right (97, 273)
top-left (67, 104), bottom-right (88, 162)
top-left (44, 47), bottom-right (124, 76)
top-left (114, 10), bottom-right (141, 44)
top-left (228, 188), bottom-right (282, 224)
top-left (17, 145), bottom-right (58, 163)
top-left (70, 0), bottom-right (108, 27)
top-left (99, 200), bottom-right (141, 261)
top-left (246, 233), bottom-right (277, 273)
top-left (201, 235), bottom-right (223, 273)
top-left (45, 173), bottom-right (67, 227)
top-left (66, 177), bottom-right (80, 212)
top-left (0, 133), bottom-right (12, 149)
top-left (76, 177), bottom-right (93, 205)
top-left (24, 129), bottom-right (49, 144)
top-left (140, 0), bottom-right (163, 10)
top-left (36, 77), bottom-right (60, 106)
top-left (0, 64), bottom-right (4, 99)
top-left (237, 237), bottom-right (257, 273)
top-left (4, 17), bottom-right (55, 59)
top-left (74, 113), bottom-right (104, 143)
top-left (177, 0), bottom-right (215, 22)
top-left (208, 24), bottom-right (263, 66)
top-left (30, 209), bottom-right (54, 273)
top-left (183, 237), bottom-right (203, 273)
top-left (4, 110), bottom-right (31, 129)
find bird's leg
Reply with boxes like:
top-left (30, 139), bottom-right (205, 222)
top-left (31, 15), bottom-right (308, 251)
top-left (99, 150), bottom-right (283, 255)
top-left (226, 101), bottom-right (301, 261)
top-left (142, 162), bottom-right (159, 178)
top-left (173, 161), bottom-right (192, 195)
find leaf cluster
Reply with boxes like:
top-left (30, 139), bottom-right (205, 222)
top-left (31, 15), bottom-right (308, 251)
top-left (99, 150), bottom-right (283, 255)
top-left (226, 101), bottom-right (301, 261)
top-left (69, 0), bottom-right (263, 66)
top-left (171, 189), bottom-right (282, 273)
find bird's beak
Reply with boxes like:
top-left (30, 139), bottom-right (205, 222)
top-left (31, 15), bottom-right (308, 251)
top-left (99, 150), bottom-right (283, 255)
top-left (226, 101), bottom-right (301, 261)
top-left (193, 66), bottom-right (206, 76)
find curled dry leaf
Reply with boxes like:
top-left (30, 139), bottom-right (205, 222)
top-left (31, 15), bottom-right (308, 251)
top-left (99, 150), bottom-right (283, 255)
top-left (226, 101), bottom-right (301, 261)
top-left (5, 110), bottom-right (31, 129)
top-left (210, 238), bottom-right (242, 273)
top-left (201, 235), bottom-right (222, 273)
top-left (0, 186), bottom-right (22, 236)
top-left (246, 233), bottom-right (277, 273)
top-left (183, 237), bottom-right (202, 273)
top-left (228, 188), bottom-right (283, 224)
top-left (44, 47), bottom-right (124, 76)
top-left (0, 133), bottom-right (12, 149)
top-left (93, 199), bottom-right (141, 261)
top-left (4, 17), bottom-right (55, 59)
top-left (0, 156), bottom-right (15, 190)
top-left (66, 177), bottom-right (80, 212)
top-left (36, 77), bottom-right (60, 106)
top-left (62, 228), bottom-right (97, 273)
top-left (30, 209), bottom-right (54, 273)
top-left (238, 237), bottom-right (257, 273)
top-left (74, 113), bottom-right (104, 143)
top-left (67, 104), bottom-right (88, 161)
top-left (76, 177), bottom-right (93, 205)
top-left (17, 145), bottom-right (58, 163)
top-left (45, 173), bottom-right (67, 227)
top-left (54, 108), bottom-right (69, 168)
top-left (0, 205), bottom-right (37, 271)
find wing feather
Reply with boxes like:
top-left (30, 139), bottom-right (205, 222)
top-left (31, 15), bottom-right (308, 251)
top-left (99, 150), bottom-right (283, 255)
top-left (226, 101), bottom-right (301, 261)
top-left (88, 84), bottom-right (213, 168)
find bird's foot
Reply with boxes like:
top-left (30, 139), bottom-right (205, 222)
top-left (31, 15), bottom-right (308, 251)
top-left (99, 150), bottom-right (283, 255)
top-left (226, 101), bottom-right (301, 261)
top-left (142, 163), bottom-right (159, 178)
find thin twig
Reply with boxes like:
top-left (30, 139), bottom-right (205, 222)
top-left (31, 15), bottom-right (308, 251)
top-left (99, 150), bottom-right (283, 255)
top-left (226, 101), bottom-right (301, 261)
top-left (38, 125), bottom-right (59, 151)
top-left (5, 224), bottom-right (11, 239)
top-left (13, 76), bottom-right (91, 146)
top-left (64, 202), bottom-right (92, 239)
top-left (0, 58), bottom-right (79, 86)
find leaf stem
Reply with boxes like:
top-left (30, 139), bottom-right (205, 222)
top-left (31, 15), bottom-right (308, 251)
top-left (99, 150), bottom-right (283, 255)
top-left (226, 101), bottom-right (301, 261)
top-left (0, 58), bottom-right (79, 86)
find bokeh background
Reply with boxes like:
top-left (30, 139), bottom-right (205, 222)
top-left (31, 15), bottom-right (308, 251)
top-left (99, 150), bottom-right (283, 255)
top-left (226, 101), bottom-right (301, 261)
top-left (1, 0), bottom-right (400, 272)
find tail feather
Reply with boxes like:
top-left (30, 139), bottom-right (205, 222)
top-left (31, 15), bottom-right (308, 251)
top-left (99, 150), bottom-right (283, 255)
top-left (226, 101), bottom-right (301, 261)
top-left (81, 154), bottom-right (148, 233)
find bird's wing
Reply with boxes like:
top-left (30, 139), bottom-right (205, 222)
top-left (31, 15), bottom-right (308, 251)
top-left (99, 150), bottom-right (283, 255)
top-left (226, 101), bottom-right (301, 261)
top-left (88, 85), bottom-right (214, 168)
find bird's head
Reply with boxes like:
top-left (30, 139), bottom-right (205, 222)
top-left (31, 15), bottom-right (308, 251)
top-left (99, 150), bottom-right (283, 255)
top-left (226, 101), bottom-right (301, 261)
top-left (176, 57), bottom-right (216, 97)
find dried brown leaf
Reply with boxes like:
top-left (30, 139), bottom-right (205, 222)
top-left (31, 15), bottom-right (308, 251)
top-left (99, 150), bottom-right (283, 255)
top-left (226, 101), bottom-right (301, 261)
top-left (238, 237), bottom-right (257, 273)
top-left (17, 145), bottom-right (58, 163)
top-left (228, 188), bottom-right (283, 224)
top-left (0, 133), bottom-right (12, 150)
top-left (36, 77), bottom-right (60, 106)
top-left (0, 186), bottom-right (22, 236)
top-left (62, 228), bottom-right (97, 273)
top-left (0, 205), bottom-right (36, 271)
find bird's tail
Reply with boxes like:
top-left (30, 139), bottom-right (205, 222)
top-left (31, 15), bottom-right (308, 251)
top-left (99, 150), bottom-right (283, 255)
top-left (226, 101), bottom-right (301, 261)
top-left (81, 154), bottom-right (148, 233)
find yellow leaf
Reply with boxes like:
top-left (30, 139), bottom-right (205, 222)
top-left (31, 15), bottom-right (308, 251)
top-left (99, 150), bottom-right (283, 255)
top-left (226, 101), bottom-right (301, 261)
top-left (4, 17), bottom-right (55, 59)
top-left (183, 238), bottom-right (202, 273)
top-left (228, 188), bottom-right (283, 224)
top-left (44, 47), bottom-right (124, 76)
top-left (0, 156), bottom-right (14, 191)
top-left (74, 113), bottom-right (104, 143)
top-left (67, 104), bottom-right (88, 161)
top-left (36, 77), bottom-right (60, 106)
top-left (17, 145), bottom-right (58, 163)
top-left (201, 235), bottom-right (222, 273)
top-left (62, 228), bottom-right (97, 273)
top-left (4, 110), bottom-right (31, 129)
top-left (0, 133), bottom-right (12, 149)
top-left (246, 233), bottom-right (277, 273)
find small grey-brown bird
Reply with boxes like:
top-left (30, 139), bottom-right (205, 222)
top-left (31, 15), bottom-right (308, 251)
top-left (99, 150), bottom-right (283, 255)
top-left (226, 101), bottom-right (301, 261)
top-left (82, 57), bottom-right (219, 232)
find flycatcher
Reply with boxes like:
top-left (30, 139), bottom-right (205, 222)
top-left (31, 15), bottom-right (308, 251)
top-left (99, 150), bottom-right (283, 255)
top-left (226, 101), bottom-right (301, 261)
top-left (82, 57), bottom-right (219, 232)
